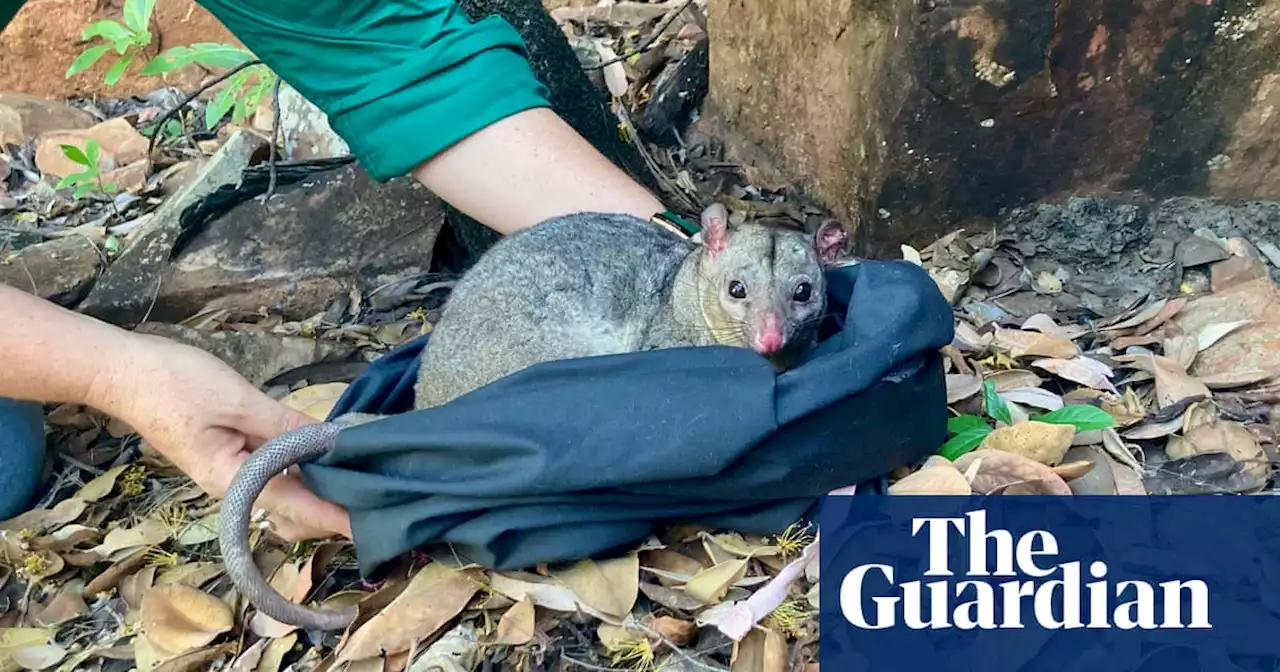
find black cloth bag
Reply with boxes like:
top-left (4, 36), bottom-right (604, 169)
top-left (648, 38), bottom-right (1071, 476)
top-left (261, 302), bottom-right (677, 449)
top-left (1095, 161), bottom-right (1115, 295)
top-left (302, 259), bottom-right (955, 577)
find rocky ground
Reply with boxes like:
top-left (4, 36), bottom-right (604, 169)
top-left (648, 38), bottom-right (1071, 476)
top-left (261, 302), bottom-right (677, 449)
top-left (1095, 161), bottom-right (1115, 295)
top-left (2, 1), bottom-right (1280, 671)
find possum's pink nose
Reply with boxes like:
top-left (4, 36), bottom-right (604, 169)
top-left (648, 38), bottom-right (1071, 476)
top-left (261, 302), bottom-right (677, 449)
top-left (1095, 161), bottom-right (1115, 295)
top-left (752, 311), bottom-right (785, 354)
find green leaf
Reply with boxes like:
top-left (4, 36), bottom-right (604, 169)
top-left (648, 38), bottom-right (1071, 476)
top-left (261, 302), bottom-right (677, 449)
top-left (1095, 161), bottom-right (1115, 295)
top-left (123, 0), bottom-right (156, 35)
top-left (104, 53), bottom-right (133, 86)
top-left (55, 173), bottom-right (83, 190)
top-left (1036, 404), bottom-right (1116, 431)
top-left (938, 427), bottom-right (992, 461)
top-left (59, 144), bottom-right (90, 167)
top-left (204, 71), bottom-right (251, 129)
top-left (82, 19), bottom-right (132, 42)
top-left (947, 414), bottom-right (989, 435)
top-left (112, 38), bottom-right (132, 55)
top-left (982, 380), bottom-right (1013, 426)
top-left (73, 182), bottom-right (93, 199)
top-left (65, 44), bottom-right (110, 78)
top-left (101, 181), bottom-right (119, 194)
top-left (84, 139), bottom-right (101, 168)
top-left (141, 43), bottom-right (255, 75)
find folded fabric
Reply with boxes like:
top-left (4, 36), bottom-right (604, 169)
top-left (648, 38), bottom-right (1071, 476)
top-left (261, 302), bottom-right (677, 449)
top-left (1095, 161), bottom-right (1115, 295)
top-left (302, 259), bottom-right (955, 577)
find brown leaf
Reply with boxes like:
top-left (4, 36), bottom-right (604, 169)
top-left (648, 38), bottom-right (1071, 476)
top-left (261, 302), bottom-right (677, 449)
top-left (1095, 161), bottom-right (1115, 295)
top-left (951, 450), bottom-right (1073, 495)
top-left (552, 554), bottom-right (639, 621)
top-left (640, 550), bottom-right (705, 586)
top-left (646, 615), bottom-right (697, 647)
top-left (638, 582), bottom-right (704, 612)
top-left (1135, 297), bottom-right (1188, 335)
top-left (336, 563), bottom-right (482, 663)
top-left (120, 565), bottom-right (157, 613)
top-left (0, 498), bottom-right (87, 533)
top-left (684, 559), bottom-right (749, 605)
top-left (946, 374), bottom-right (983, 403)
top-left (1151, 354), bottom-right (1212, 409)
top-left (84, 547), bottom-right (149, 596)
top-left (30, 584), bottom-right (89, 628)
top-left (1198, 369), bottom-right (1277, 390)
top-left (1031, 357), bottom-right (1116, 393)
top-left (1163, 334), bottom-right (1199, 371)
top-left (488, 573), bottom-right (580, 612)
top-left (888, 456), bottom-right (972, 495)
top-left (75, 464), bottom-right (129, 503)
top-left (492, 595), bottom-right (535, 646)
top-left (152, 643), bottom-right (236, 672)
top-left (91, 518), bottom-right (171, 560)
top-left (279, 383), bottom-right (350, 421)
top-left (980, 421), bottom-right (1075, 466)
top-left (731, 627), bottom-right (788, 672)
top-left (139, 585), bottom-right (234, 657)
top-left (1052, 460), bottom-right (1094, 480)
top-left (1182, 420), bottom-right (1269, 484)
top-left (987, 369), bottom-right (1044, 392)
top-left (991, 328), bottom-right (1079, 359)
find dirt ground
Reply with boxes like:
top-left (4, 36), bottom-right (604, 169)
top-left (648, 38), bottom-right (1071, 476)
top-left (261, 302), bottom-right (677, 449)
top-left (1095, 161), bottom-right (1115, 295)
top-left (0, 0), bottom-right (241, 99)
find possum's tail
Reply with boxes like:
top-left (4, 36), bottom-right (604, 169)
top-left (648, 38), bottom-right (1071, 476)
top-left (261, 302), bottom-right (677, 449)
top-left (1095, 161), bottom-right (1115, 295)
top-left (218, 420), bottom-right (361, 631)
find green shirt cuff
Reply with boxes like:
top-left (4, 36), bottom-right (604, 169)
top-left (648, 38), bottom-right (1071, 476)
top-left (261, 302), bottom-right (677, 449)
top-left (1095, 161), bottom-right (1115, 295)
top-left (196, 1), bottom-right (552, 181)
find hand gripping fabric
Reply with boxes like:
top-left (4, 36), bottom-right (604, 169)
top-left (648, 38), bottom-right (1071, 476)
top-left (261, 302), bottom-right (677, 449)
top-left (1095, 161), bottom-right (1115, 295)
top-left (219, 259), bottom-right (955, 630)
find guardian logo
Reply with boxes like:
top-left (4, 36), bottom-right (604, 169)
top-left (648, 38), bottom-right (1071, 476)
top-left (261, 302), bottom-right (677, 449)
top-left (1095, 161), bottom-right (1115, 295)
top-left (818, 496), bottom-right (1280, 672)
top-left (838, 510), bottom-right (1211, 631)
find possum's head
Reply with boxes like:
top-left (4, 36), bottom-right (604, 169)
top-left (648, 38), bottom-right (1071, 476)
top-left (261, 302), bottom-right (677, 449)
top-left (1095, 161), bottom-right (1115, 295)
top-left (692, 203), bottom-right (846, 365)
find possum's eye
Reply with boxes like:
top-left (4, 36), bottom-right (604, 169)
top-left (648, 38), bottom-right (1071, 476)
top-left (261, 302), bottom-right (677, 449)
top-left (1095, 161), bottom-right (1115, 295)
top-left (793, 282), bottom-right (813, 302)
top-left (728, 280), bottom-right (747, 299)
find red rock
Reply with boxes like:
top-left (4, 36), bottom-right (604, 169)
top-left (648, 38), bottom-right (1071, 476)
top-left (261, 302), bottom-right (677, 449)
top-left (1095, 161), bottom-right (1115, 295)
top-left (0, 91), bottom-right (95, 146)
top-left (34, 117), bottom-right (149, 178)
top-left (1174, 277), bottom-right (1280, 381)
top-left (1210, 255), bottom-right (1271, 293)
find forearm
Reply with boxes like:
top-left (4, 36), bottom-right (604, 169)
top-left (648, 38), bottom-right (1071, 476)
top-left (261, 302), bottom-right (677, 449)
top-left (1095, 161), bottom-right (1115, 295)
top-left (0, 285), bottom-right (130, 410)
top-left (196, 0), bottom-right (663, 236)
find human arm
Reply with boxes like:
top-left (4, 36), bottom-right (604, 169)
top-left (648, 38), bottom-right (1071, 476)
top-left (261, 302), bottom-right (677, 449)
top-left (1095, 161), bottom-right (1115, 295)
top-left (193, 0), bottom-right (665, 235)
top-left (0, 284), bottom-right (351, 539)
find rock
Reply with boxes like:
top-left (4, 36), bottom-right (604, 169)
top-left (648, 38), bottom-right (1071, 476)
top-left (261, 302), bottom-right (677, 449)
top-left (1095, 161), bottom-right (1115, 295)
top-left (149, 163), bottom-right (444, 322)
top-left (0, 236), bottom-right (104, 306)
top-left (78, 131), bottom-right (268, 325)
top-left (85, 159), bottom-right (443, 325)
top-left (101, 159), bottom-right (150, 194)
top-left (1176, 234), bottom-right (1231, 267)
top-left (34, 118), bottom-right (149, 178)
top-left (1210, 255), bottom-right (1270, 293)
top-left (278, 86), bottom-right (351, 161)
top-left (704, 0), bottom-right (1280, 252)
top-left (1174, 276), bottom-right (1280, 381)
top-left (0, 92), bottom-right (95, 147)
top-left (132, 323), bottom-right (357, 388)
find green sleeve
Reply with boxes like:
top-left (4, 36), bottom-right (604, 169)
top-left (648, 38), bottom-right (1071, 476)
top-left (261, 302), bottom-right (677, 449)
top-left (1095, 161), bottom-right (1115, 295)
top-left (0, 0), bottom-right (27, 34)
top-left (195, 0), bottom-right (552, 181)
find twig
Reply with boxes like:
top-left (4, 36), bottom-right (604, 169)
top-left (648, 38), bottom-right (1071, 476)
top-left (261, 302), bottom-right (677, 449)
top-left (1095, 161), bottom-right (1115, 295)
top-left (56, 452), bottom-right (105, 477)
top-left (265, 77), bottom-right (284, 201)
top-left (586, 0), bottom-right (696, 70)
top-left (560, 656), bottom-right (629, 672)
top-left (634, 622), bottom-right (729, 672)
top-left (145, 59), bottom-right (265, 158)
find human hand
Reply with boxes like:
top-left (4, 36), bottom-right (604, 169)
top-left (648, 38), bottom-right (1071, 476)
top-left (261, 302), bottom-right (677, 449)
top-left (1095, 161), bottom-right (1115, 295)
top-left (85, 332), bottom-right (352, 542)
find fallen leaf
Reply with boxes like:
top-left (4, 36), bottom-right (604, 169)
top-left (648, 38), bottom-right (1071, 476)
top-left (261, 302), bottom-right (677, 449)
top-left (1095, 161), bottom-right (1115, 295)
top-left (946, 374), bottom-right (983, 403)
top-left (684, 559), bottom-right (749, 605)
top-left (951, 450), bottom-right (1073, 495)
top-left (552, 554), bottom-right (639, 621)
top-left (337, 564), bottom-right (482, 663)
top-left (1031, 358), bottom-right (1116, 393)
top-left (488, 573), bottom-right (580, 612)
top-left (1151, 354), bottom-right (1212, 409)
top-left (1196, 320), bottom-right (1254, 351)
top-left (256, 633), bottom-right (296, 672)
top-left (1052, 461), bottom-right (1094, 480)
top-left (1101, 297), bottom-right (1169, 331)
top-left (639, 582), bottom-right (704, 612)
top-left (1180, 420), bottom-right (1269, 483)
top-left (0, 498), bottom-right (87, 533)
top-left (901, 244), bottom-right (923, 265)
top-left (1000, 387), bottom-right (1064, 411)
top-left (1122, 415), bottom-right (1185, 440)
top-left (980, 421), bottom-right (1076, 466)
top-left (279, 382), bottom-right (350, 421)
top-left (647, 615), bottom-right (698, 647)
top-left (1021, 313), bottom-right (1070, 337)
top-left (139, 584), bottom-right (234, 656)
top-left (1164, 334), bottom-right (1199, 371)
top-left (731, 626), bottom-right (787, 672)
top-left (492, 595), bottom-right (535, 646)
top-left (152, 642), bottom-right (235, 672)
top-left (1198, 369), bottom-right (1276, 389)
top-left (75, 464), bottom-right (129, 502)
top-left (889, 456), bottom-right (972, 495)
top-left (10, 643), bottom-right (67, 670)
top-left (991, 328), bottom-right (1079, 359)
top-left (92, 518), bottom-right (171, 560)
top-left (595, 43), bottom-right (629, 97)
top-left (174, 512), bottom-right (221, 546)
top-left (987, 369), bottom-right (1044, 392)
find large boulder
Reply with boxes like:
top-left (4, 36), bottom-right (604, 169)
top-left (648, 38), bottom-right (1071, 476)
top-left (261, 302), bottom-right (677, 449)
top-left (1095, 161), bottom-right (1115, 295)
top-left (703, 0), bottom-right (1280, 253)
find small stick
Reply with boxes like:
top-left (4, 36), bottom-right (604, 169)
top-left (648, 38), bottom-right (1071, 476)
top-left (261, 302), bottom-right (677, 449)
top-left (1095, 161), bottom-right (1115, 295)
top-left (586, 0), bottom-right (696, 70)
top-left (145, 59), bottom-right (265, 158)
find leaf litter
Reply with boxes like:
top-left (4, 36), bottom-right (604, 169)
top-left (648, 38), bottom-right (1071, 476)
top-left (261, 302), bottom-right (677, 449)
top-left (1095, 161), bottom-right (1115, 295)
top-left (4, 1), bottom-right (1280, 670)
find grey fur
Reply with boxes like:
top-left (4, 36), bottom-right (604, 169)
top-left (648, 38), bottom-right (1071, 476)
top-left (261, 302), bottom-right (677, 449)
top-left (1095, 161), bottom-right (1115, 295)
top-left (219, 206), bottom-right (844, 631)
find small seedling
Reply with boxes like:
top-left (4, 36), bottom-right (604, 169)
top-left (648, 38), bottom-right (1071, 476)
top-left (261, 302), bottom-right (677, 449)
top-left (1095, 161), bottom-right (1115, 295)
top-left (55, 139), bottom-right (118, 201)
top-left (140, 43), bottom-right (275, 130)
top-left (64, 0), bottom-right (158, 85)
top-left (937, 380), bottom-right (1117, 461)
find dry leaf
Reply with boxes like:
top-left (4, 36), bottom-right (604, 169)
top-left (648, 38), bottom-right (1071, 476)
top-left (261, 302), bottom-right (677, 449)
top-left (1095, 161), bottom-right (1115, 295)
top-left (951, 450), bottom-right (1073, 495)
top-left (92, 518), bottom-right (171, 560)
top-left (75, 464), bottom-right (129, 502)
top-left (279, 383), bottom-right (350, 421)
top-left (139, 585), bottom-right (234, 656)
top-left (1196, 320), bottom-right (1253, 351)
top-left (987, 369), bottom-right (1044, 391)
top-left (646, 615), bottom-right (697, 647)
top-left (552, 554), bottom-right (639, 621)
top-left (1122, 415), bottom-right (1184, 440)
top-left (946, 374), bottom-right (983, 403)
top-left (1181, 420), bottom-right (1269, 483)
top-left (1198, 369), bottom-right (1276, 389)
top-left (492, 595), bottom-right (535, 646)
top-left (337, 564), bottom-right (482, 663)
top-left (731, 627), bottom-right (788, 672)
top-left (980, 421), bottom-right (1076, 466)
top-left (991, 328), bottom-right (1079, 359)
top-left (888, 456), bottom-right (972, 495)
top-left (1053, 461), bottom-right (1094, 480)
top-left (1150, 354), bottom-right (1212, 408)
top-left (639, 582), bottom-right (704, 612)
top-left (595, 43), bottom-right (629, 97)
top-left (488, 573), bottom-right (580, 612)
top-left (10, 643), bottom-right (67, 670)
top-left (684, 559), bottom-right (749, 605)
top-left (1031, 358), bottom-right (1116, 393)
top-left (0, 498), bottom-right (87, 533)
top-left (1000, 387), bottom-right (1065, 411)
top-left (1102, 297), bottom-right (1169, 331)
top-left (1164, 334), bottom-right (1199, 371)
top-left (705, 533), bottom-right (780, 559)
top-left (1021, 313), bottom-right (1069, 337)
top-left (174, 512), bottom-right (221, 546)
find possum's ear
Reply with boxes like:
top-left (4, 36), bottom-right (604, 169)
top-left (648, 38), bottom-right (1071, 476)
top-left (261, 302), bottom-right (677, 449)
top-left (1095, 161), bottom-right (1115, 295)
top-left (700, 203), bottom-right (730, 257)
top-left (814, 219), bottom-right (847, 266)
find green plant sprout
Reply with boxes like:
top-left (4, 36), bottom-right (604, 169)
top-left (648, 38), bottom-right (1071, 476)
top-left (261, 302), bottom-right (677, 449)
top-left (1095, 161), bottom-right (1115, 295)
top-left (64, 0), bottom-right (158, 86)
top-left (55, 139), bottom-right (118, 201)
top-left (66, 0), bottom-right (280, 131)
top-left (937, 380), bottom-right (1116, 461)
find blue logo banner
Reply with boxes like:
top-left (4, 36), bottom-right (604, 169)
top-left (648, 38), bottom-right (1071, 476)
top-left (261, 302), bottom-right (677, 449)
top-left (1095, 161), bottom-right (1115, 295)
top-left (818, 495), bottom-right (1280, 672)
